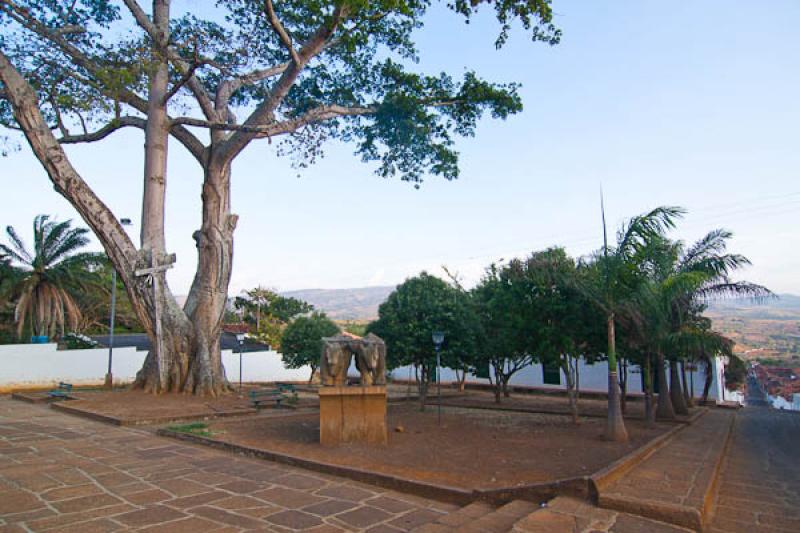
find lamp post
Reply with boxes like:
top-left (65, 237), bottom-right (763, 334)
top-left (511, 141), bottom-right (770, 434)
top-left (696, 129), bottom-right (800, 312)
top-left (104, 217), bottom-right (131, 390)
top-left (236, 333), bottom-right (246, 396)
top-left (432, 331), bottom-right (444, 425)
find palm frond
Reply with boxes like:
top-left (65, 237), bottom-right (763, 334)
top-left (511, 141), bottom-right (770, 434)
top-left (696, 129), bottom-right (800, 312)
top-left (3, 226), bottom-right (33, 265)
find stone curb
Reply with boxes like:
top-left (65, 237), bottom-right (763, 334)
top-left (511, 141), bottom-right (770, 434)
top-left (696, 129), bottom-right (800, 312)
top-left (49, 400), bottom-right (260, 426)
top-left (595, 410), bottom-right (736, 532)
top-left (590, 409), bottom-right (708, 496)
top-left (701, 411), bottom-right (737, 529)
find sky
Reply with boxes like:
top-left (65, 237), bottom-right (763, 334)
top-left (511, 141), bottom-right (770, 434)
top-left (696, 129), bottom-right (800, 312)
top-left (2, 0), bottom-right (799, 296)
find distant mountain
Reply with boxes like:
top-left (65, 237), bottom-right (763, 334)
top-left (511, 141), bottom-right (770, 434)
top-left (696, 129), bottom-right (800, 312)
top-left (281, 286), bottom-right (395, 320)
top-left (707, 293), bottom-right (800, 320)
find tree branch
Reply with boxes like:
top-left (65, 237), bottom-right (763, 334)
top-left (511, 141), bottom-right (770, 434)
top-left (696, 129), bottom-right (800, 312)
top-left (215, 62), bottom-right (289, 117)
top-left (58, 116), bottom-right (146, 144)
top-left (121, 0), bottom-right (217, 119)
top-left (172, 104), bottom-right (373, 137)
top-left (264, 0), bottom-right (300, 64)
top-left (0, 0), bottom-right (207, 163)
top-left (217, 4), bottom-right (349, 163)
top-left (0, 49), bottom-right (139, 277)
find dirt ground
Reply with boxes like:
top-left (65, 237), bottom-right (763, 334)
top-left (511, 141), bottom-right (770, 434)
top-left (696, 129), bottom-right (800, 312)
top-left (439, 390), bottom-right (650, 419)
top-left (64, 385), bottom-right (322, 422)
top-left (201, 404), bottom-right (672, 490)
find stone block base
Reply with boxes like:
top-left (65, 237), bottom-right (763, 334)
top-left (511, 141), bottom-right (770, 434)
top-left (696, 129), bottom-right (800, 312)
top-left (319, 386), bottom-right (387, 446)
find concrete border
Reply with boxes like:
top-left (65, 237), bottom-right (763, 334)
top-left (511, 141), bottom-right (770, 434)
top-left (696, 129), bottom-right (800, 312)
top-left (49, 400), bottom-right (262, 426)
top-left (438, 400), bottom-right (705, 425)
top-left (155, 411), bottom-right (696, 507)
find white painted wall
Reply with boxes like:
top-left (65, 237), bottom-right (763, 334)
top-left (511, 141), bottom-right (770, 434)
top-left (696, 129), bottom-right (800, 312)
top-left (388, 356), bottom-right (727, 401)
top-left (0, 343), bottom-right (311, 388)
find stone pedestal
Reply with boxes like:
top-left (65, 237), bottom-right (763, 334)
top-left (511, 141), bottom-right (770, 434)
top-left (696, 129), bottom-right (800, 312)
top-left (319, 386), bottom-right (387, 446)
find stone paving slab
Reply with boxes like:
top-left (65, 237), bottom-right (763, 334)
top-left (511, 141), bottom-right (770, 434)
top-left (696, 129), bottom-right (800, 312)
top-left (0, 397), bottom-right (457, 531)
top-left (597, 409), bottom-right (734, 530)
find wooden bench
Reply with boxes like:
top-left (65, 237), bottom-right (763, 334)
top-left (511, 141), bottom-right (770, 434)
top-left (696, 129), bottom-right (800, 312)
top-left (249, 389), bottom-right (285, 409)
top-left (48, 382), bottom-right (73, 400)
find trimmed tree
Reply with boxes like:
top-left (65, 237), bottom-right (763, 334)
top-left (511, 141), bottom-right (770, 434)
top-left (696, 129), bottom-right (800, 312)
top-left (368, 272), bottom-right (479, 411)
top-left (0, 1), bottom-right (559, 395)
top-left (280, 311), bottom-right (339, 382)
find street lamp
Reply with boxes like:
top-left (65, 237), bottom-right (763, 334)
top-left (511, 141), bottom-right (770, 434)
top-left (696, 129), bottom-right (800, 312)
top-left (236, 332), bottom-right (246, 396)
top-left (104, 217), bottom-right (132, 390)
top-left (432, 331), bottom-right (444, 425)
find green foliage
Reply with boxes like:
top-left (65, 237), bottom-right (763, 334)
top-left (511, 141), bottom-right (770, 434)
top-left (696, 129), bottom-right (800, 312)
top-left (0, 1), bottom-right (559, 185)
top-left (233, 287), bottom-right (313, 349)
top-left (166, 422), bottom-right (213, 438)
top-left (0, 215), bottom-right (106, 339)
top-left (724, 354), bottom-right (747, 390)
top-left (280, 311), bottom-right (340, 375)
top-left (338, 320), bottom-right (368, 337)
top-left (368, 272), bottom-right (480, 387)
top-left (62, 332), bottom-right (99, 350)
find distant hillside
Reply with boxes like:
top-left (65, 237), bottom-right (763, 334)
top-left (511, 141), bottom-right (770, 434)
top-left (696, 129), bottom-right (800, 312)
top-left (281, 286), bottom-right (395, 320)
top-left (707, 294), bottom-right (800, 365)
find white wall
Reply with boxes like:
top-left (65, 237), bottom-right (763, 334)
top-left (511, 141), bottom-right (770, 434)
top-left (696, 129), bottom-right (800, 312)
top-left (0, 343), bottom-right (311, 388)
top-left (388, 356), bottom-right (727, 401)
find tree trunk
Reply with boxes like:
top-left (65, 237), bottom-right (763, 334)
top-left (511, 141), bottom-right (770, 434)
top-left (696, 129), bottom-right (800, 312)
top-left (605, 313), bottom-right (629, 442)
top-left (418, 364), bottom-right (429, 411)
top-left (670, 359), bottom-right (689, 415)
top-left (681, 359), bottom-right (694, 407)
top-left (0, 13), bottom-right (234, 397)
top-left (656, 352), bottom-right (675, 420)
top-left (457, 368), bottom-right (467, 392)
top-left (502, 376), bottom-right (511, 398)
top-left (563, 355), bottom-right (579, 425)
top-left (618, 357), bottom-right (628, 415)
top-left (643, 353), bottom-right (655, 428)
top-left (702, 358), bottom-right (713, 405)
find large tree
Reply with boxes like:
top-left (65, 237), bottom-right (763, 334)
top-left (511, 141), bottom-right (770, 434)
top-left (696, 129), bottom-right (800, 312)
top-left (0, 1), bottom-right (559, 394)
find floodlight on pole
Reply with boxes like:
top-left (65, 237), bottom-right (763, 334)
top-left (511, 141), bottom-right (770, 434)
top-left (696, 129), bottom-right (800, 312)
top-left (105, 217), bottom-right (132, 390)
top-left (432, 331), bottom-right (444, 426)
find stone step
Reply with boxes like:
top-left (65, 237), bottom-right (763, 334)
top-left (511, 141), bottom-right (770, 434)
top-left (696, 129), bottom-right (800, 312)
top-left (411, 501), bottom-right (494, 532)
top-left (413, 500), bottom-right (539, 533)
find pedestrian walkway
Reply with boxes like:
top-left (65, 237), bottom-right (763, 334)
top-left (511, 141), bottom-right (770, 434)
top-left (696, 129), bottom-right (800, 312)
top-left (709, 406), bottom-right (800, 532)
top-left (0, 398), bottom-right (455, 531)
top-left (598, 409), bottom-right (734, 530)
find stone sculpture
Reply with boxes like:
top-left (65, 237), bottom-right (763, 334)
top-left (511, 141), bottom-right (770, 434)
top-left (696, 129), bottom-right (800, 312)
top-left (319, 333), bottom-right (387, 386)
top-left (353, 333), bottom-right (387, 386)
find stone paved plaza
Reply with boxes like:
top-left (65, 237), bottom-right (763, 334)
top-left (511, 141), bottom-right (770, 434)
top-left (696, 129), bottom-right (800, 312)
top-left (4, 392), bottom-right (800, 532)
top-left (0, 398), bottom-right (456, 532)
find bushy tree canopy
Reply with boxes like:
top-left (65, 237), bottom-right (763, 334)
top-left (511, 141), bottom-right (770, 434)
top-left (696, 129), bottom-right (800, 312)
top-left (280, 311), bottom-right (339, 380)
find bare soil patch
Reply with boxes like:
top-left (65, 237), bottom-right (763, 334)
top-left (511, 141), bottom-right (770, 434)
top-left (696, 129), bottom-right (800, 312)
top-left (440, 390), bottom-right (648, 419)
top-left (200, 404), bottom-right (671, 490)
top-left (59, 387), bottom-right (319, 424)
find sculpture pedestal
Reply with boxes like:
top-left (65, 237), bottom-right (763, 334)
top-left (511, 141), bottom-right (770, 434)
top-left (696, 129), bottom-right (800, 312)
top-left (319, 386), bottom-right (387, 446)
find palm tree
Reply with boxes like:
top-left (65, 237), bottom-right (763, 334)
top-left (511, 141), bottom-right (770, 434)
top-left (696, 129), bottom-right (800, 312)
top-left (0, 215), bottom-right (104, 339)
top-left (588, 205), bottom-right (685, 441)
top-left (638, 229), bottom-right (770, 419)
